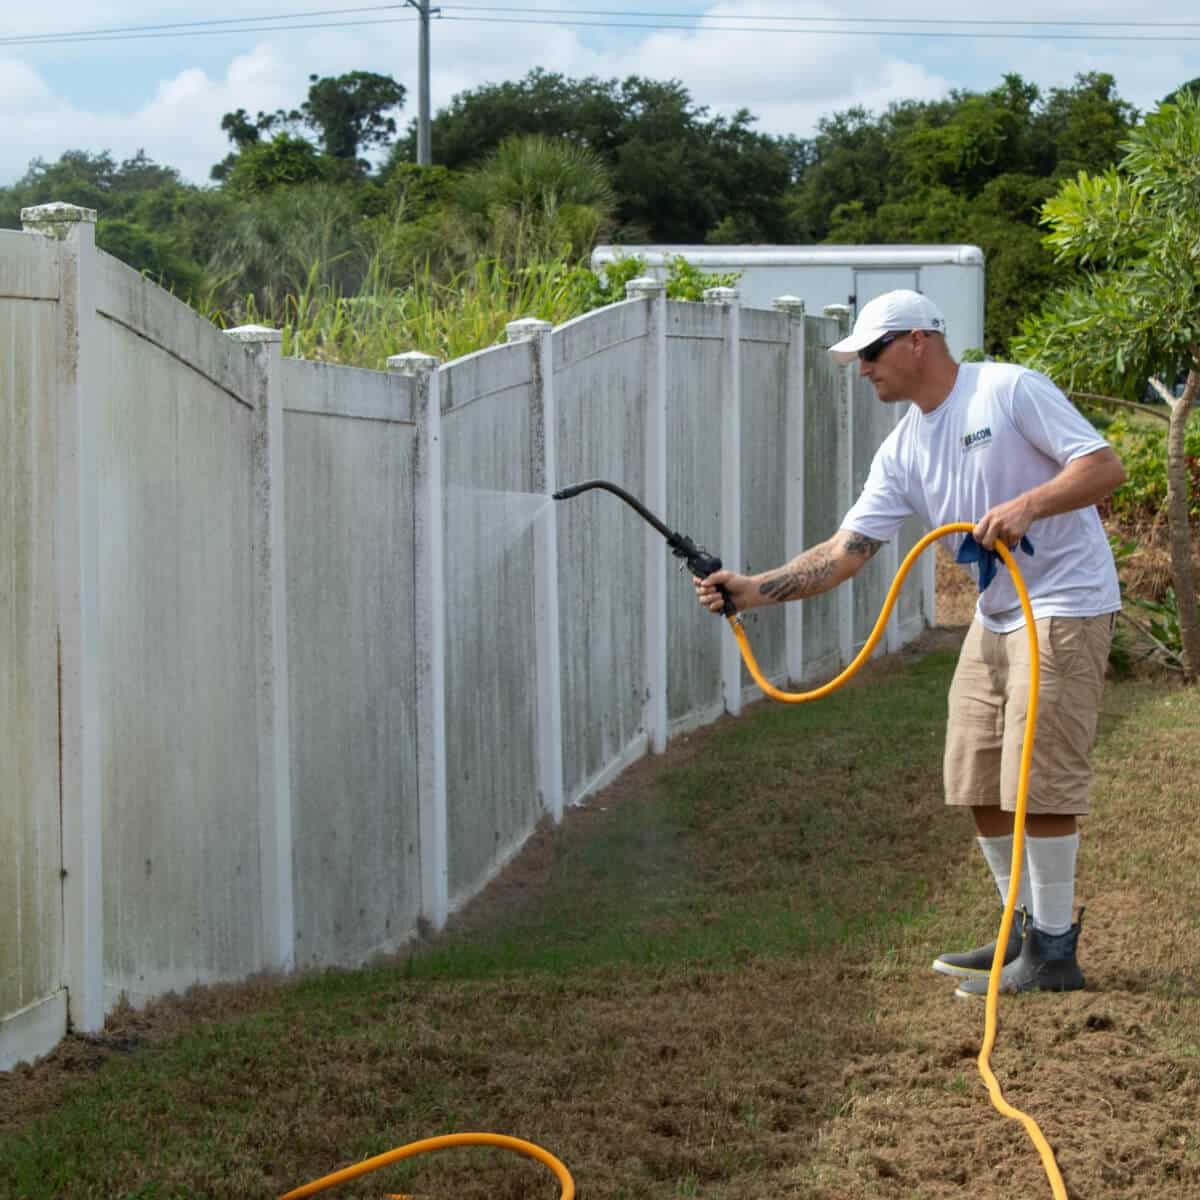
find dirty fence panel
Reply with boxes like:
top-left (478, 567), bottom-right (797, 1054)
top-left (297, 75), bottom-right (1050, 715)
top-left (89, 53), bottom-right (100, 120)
top-left (0, 243), bottom-right (64, 1068)
top-left (440, 343), bottom-right (541, 906)
top-left (664, 301), bottom-right (725, 727)
top-left (95, 272), bottom-right (261, 1007)
top-left (282, 360), bottom-right (422, 966)
top-left (801, 316), bottom-right (844, 679)
top-left (554, 301), bottom-right (650, 803)
top-left (738, 308), bottom-right (790, 691)
top-left (97, 253), bottom-right (256, 404)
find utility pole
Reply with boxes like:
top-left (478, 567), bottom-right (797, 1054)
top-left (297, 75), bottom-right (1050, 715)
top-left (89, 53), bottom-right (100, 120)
top-left (404, 0), bottom-right (438, 165)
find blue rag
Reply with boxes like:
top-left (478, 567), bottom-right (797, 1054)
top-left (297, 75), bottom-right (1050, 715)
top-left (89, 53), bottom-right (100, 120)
top-left (955, 533), bottom-right (1034, 593)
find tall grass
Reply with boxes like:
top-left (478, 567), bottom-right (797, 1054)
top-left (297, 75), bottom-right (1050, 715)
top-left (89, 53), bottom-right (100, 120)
top-left (229, 249), bottom-right (613, 367)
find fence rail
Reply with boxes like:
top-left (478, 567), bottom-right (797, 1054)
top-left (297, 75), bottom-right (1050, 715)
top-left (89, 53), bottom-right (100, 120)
top-left (0, 204), bottom-right (933, 1072)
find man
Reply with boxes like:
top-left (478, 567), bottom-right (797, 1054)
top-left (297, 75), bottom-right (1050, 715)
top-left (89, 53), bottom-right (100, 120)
top-left (695, 289), bottom-right (1125, 997)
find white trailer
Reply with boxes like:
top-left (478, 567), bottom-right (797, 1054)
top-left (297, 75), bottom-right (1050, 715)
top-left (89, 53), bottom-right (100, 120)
top-left (591, 244), bottom-right (986, 359)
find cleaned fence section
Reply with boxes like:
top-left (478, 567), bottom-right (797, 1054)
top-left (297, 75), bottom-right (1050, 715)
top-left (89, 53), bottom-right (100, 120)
top-left (553, 298), bottom-right (653, 804)
top-left (664, 299), bottom-right (727, 727)
top-left (0, 205), bottom-right (934, 1071)
top-left (440, 340), bottom-right (544, 907)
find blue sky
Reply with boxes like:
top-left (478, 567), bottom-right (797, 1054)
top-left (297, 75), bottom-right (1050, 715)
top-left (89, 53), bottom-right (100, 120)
top-left (2, 2), bottom-right (1198, 187)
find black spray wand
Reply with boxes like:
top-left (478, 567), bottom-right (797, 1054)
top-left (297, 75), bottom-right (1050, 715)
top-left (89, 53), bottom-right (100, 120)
top-left (552, 479), bottom-right (736, 615)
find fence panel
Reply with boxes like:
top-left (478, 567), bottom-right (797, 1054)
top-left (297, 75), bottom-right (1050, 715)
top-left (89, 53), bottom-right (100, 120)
top-left (801, 315), bottom-right (846, 678)
top-left (664, 301), bottom-right (725, 726)
top-left (554, 301), bottom-right (651, 802)
top-left (2, 217), bottom-right (940, 1069)
top-left (851, 374), bottom-right (900, 652)
top-left (281, 359), bottom-right (422, 966)
top-left (738, 307), bottom-right (791, 690)
top-left (94, 257), bottom-right (262, 1005)
top-left (441, 343), bottom-right (542, 905)
top-left (0, 233), bottom-right (65, 1068)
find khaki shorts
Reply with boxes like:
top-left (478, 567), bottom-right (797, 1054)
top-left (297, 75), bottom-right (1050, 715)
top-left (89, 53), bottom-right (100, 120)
top-left (944, 614), bottom-right (1114, 816)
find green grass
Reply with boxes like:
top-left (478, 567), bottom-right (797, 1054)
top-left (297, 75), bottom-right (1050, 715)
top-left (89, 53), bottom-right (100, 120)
top-left (3, 644), bottom-right (1198, 1200)
top-left (407, 651), bottom-right (957, 980)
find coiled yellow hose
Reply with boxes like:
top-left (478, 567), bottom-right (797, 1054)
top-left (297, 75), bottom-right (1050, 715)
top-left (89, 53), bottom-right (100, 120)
top-left (280, 522), bottom-right (1064, 1200)
top-left (729, 521), bottom-right (1065, 1200)
top-left (279, 1131), bottom-right (575, 1199)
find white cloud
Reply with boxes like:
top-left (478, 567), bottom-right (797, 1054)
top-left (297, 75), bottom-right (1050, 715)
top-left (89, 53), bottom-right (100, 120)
top-left (0, 43), bottom-right (310, 184)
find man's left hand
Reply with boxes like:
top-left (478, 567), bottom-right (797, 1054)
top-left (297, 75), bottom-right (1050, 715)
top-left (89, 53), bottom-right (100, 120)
top-left (973, 495), bottom-right (1036, 550)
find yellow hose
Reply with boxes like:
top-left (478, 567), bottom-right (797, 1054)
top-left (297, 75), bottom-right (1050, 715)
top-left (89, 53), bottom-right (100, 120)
top-left (281, 522), bottom-right (1063, 1200)
top-left (279, 1131), bottom-right (575, 1199)
top-left (729, 521), bottom-right (1065, 1200)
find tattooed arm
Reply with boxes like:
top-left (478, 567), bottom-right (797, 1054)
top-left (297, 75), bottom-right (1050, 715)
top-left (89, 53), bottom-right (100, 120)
top-left (694, 529), bottom-right (884, 614)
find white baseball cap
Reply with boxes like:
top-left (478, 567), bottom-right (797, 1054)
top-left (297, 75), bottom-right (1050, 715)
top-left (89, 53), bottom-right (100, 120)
top-left (828, 290), bottom-right (947, 364)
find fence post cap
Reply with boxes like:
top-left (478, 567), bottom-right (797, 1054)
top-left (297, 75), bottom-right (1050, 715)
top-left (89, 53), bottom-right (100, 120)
top-left (387, 351), bottom-right (440, 373)
top-left (625, 276), bottom-right (665, 298)
top-left (506, 318), bottom-right (553, 341)
top-left (703, 286), bottom-right (740, 305)
top-left (773, 296), bottom-right (806, 315)
top-left (22, 202), bottom-right (98, 237)
top-left (225, 324), bottom-right (282, 344)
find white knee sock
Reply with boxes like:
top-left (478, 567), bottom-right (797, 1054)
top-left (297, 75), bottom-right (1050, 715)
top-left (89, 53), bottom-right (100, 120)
top-left (1025, 832), bottom-right (1079, 937)
top-left (977, 835), bottom-right (1033, 916)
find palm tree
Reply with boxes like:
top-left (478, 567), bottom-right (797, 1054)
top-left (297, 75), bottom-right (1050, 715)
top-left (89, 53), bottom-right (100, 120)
top-left (454, 134), bottom-right (616, 262)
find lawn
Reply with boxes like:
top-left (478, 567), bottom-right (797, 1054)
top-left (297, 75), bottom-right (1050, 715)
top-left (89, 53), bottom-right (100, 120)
top-left (1, 628), bottom-right (1197, 1200)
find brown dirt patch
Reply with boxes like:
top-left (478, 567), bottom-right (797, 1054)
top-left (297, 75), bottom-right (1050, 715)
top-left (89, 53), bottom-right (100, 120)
top-left (935, 542), bottom-right (980, 627)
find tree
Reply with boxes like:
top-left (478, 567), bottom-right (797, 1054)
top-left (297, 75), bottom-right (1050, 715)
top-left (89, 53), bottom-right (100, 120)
top-left (1013, 93), bottom-right (1200, 680)
top-left (0, 149), bottom-right (221, 300)
top-left (220, 133), bottom-right (332, 195)
top-left (299, 72), bottom-right (406, 162)
top-left (454, 134), bottom-right (615, 260)
top-left (788, 73), bottom-right (1137, 353)
top-left (214, 72), bottom-right (406, 183)
top-left (394, 69), bottom-right (798, 242)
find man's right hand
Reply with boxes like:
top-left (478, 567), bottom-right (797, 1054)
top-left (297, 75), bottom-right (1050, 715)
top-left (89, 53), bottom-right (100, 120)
top-left (694, 569), bottom-right (754, 615)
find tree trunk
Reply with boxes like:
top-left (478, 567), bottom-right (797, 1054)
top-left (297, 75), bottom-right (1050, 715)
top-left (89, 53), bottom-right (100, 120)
top-left (1160, 366), bottom-right (1200, 682)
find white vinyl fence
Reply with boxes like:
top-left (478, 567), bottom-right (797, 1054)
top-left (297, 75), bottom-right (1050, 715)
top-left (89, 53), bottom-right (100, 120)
top-left (0, 204), bottom-right (934, 1071)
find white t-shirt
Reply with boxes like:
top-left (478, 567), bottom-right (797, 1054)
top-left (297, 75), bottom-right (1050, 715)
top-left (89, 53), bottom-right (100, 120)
top-left (841, 362), bottom-right (1121, 633)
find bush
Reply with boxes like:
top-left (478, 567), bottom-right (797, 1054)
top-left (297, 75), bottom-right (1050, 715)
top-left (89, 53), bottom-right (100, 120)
top-left (1103, 413), bottom-right (1200, 521)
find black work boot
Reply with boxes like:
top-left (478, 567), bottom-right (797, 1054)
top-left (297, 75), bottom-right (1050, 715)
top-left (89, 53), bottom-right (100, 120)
top-left (931, 917), bottom-right (1023, 979)
top-left (954, 910), bottom-right (1085, 998)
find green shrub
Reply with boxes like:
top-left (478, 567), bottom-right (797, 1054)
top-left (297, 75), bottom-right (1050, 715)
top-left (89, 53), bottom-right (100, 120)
top-left (1104, 413), bottom-right (1200, 521)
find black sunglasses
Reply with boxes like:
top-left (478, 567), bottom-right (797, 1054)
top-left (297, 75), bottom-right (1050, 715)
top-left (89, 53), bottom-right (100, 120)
top-left (858, 330), bottom-right (910, 363)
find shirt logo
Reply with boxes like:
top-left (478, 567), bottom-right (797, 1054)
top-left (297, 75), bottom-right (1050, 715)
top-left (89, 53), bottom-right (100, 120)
top-left (962, 426), bottom-right (992, 452)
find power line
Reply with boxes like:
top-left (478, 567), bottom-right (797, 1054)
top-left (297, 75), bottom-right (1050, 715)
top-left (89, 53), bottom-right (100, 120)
top-left (442, 4), bottom-right (1200, 29)
top-left (439, 14), bottom-right (1200, 40)
top-left (3, 5), bottom-right (407, 43)
top-left (6, 5), bottom-right (1200, 47)
top-left (0, 8), bottom-right (414, 47)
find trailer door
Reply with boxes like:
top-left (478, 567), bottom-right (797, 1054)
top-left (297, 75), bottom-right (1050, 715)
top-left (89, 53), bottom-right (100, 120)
top-left (851, 268), bottom-right (918, 318)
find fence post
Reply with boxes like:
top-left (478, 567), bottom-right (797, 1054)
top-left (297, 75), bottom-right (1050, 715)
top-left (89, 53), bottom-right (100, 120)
top-left (774, 296), bottom-right (806, 686)
top-left (823, 304), bottom-right (855, 669)
top-left (626, 277), bottom-right (668, 753)
top-left (226, 324), bottom-right (295, 972)
top-left (506, 318), bottom-right (564, 823)
top-left (388, 352), bottom-right (448, 933)
top-left (705, 286), bottom-right (743, 716)
top-left (22, 202), bottom-right (104, 1033)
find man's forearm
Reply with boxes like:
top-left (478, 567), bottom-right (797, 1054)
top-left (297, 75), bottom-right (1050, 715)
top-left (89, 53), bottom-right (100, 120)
top-left (754, 531), bottom-right (883, 605)
top-left (974, 447), bottom-right (1125, 549)
top-left (1026, 448), bottom-right (1126, 520)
